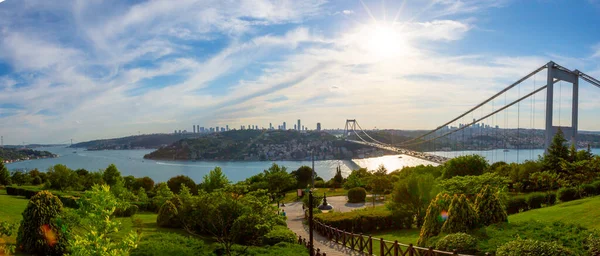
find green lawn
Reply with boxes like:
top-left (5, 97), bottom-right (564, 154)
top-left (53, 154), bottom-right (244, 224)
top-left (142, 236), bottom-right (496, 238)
top-left (282, 188), bottom-right (373, 203)
top-left (508, 195), bottom-right (600, 230)
top-left (0, 189), bottom-right (29, 245)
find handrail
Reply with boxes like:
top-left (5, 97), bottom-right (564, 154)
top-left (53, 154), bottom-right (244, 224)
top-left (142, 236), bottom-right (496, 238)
top-left (312, 220), bottom-right (487, 256)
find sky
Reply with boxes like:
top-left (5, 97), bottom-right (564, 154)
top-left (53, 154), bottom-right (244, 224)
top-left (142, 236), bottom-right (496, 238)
top-left (1, 0), bottom-right (600, 144)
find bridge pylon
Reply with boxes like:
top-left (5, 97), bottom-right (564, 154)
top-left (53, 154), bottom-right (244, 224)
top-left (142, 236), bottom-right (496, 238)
top-left (343, 119), bottom-right (357, 139)
top-left (545, 61), bottom-right (579, 152)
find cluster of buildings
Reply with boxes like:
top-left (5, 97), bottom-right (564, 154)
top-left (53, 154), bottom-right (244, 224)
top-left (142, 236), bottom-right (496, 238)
top-left (174, 119), bottom-right (322, 135)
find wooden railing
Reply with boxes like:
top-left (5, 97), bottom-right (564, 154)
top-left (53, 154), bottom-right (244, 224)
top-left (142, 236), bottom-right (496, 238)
top-left (298, 235), bottom-right (327, 256)
top-left (313, 220), bottom-right (486, 256)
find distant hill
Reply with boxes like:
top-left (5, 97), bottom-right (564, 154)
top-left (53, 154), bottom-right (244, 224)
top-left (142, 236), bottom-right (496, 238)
top-left (70, 133), bottom-right (203, 150)
top-left (0, 147), bottom-right (57, 163)
top-left (144, 130), bottom-right (380, 161)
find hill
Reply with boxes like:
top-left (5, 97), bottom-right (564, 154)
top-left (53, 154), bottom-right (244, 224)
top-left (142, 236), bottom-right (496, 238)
top-left (71, 133), bottom-right (202, 150)
top-left (144, 130), bottom-right (381, 161)
top-left (0, 147), bottom-right (58, 163)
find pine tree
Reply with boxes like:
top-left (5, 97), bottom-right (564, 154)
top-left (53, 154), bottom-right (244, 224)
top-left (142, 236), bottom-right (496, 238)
top-left (474, 186), bottom-right (507, 226)
top-left (543, 128), bottom-right (569, 172)
top-left (417, 193), bottom-right (451, 246)
top-left (441, 194), bottom-right (478, 234)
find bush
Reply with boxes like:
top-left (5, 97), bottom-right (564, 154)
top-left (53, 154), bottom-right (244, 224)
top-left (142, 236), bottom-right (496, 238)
top-left (435, 233), bottom-right (478, 254)
top-left (157, 200), bottom-right (180, 228)
top-left (506, 196), bottom-right (528, 214)
top-left (167, 175), bottom-right (197, 195)
top-left (417, 193), bottom-right (452, 246)
top-left (496, 238), bottom-right (573, 256)
top-left (5, 186), bottom-right (16, 195)
top-left (114, 204), bottom-right (139, 217)
top-left (347, 187), bottom-right (367, 203)
top-left (546, 193), bottom-right (557, 206)
top-left (558, 187), bottom-right (580, 202)
top-left (130, 232), bottom-right (211, 256)
top-left (314, 207), bottom-right (406, 233)
top-left (441, 154), bottom-right (489, 179)
top-left (474, 186), bottom-right (507, 226)
top-left (441, 194), bottom-right (477, 234)
top-left (314, 180), bottom-right (326, 188)
top-left (587, 234), bottom-right (600, 256)
top-left (262, 226), bottom-right (296, 246)
top-left (58, 195), bottom-right (80, 209)
top-left (526, 192), bottom-right (546, 210)
top-left (580, 184), bottom-right (597, 197)
top-left (592, 181), bottom-right (600, 195)
top-left (16, 191), bottom-right (68, 256)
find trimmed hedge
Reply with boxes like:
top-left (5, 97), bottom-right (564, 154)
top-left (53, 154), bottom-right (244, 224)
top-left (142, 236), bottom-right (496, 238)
top-left (314, 207), bottom-right (409, 233)
top-left (262, 226), bottom-right (297, 246)
top-left (347, 187), bottom-right (367, 203)
top-left (526, 192), bottom-right (546, 210)
top-left (580, 184), bottom-right (596, 197)
top-left (496, 238), bottom-right (573, 256)
top-left (558, 187), bottom-right (580, 202)
top-left (57, 195), bottom-right (79, 209)
top-left (435, 233), bottom-right (478, 254)
top-left (114, 205), bottom-right (139, 217)
top-left (592, 181), bottom-right (600, 195)
top-left (546, 193), bottom-right (557, 206)
top-left (506, 196), bottom-right (528, 214)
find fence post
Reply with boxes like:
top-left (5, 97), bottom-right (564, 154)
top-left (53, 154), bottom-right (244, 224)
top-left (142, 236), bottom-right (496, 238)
top-left (394, 241), bottom-right (399, 256)
top-left (408, 243), bottom-right (414, 256)
top-left (350, 232), bottom-right (355, 250)
top-left (428, 247), bottom-right (434, 256)
top-left (298, 236), bottom-right (302, 245)
top-left (453, 249), bottom-right (458, 255)
top-left (368, 235), bottom-right (373, 255)
top-left (380, 238), bottom-right (384, 256)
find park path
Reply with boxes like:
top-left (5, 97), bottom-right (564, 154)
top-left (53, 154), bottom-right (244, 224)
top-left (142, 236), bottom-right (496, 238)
top-left (284, 196), bottom-right (384, 256)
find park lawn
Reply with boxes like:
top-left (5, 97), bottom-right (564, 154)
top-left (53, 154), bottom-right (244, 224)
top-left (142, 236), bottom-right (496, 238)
top-left (369, 229), bottom-right (421, 255)
top-left (113, 212), bottom-right (213, 243)
top-left (508, 195), bottom-right (600, 230)
top-left (282, 188), bottom-right (370, 203)
top-left (0, 189), bottom-right (29, 245)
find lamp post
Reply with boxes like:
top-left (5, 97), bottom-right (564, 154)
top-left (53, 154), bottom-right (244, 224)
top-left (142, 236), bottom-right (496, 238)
top-left (308, 190), bottom-right (314, 256)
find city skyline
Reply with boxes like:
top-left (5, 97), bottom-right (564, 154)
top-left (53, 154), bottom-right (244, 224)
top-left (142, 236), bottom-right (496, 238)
top-left (1, 1), bottom-right (600, 144)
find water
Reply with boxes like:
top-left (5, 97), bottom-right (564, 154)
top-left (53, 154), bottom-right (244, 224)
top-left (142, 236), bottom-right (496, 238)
top-left (429, 148), bottom-right (600, 164)
top-left (5, 146), bottom-right (436, 182)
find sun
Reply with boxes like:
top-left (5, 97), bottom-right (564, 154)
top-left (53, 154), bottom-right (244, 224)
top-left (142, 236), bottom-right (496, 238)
top-left (360, 24), bottom-right (406, 59)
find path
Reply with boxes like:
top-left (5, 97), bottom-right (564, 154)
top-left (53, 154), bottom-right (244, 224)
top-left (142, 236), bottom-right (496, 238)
top-left (284, 196), bottom-right (384, 256)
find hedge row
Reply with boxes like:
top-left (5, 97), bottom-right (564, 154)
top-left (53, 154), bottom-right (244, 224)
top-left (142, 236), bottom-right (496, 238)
top-left (314, 207), bottom-right (411, 233)
top-left (507, 182), bottom-right (600, 215)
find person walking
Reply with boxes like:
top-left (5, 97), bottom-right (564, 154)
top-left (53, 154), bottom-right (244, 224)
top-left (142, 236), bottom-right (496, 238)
top-left (281, 209), bottom-right (286, 217)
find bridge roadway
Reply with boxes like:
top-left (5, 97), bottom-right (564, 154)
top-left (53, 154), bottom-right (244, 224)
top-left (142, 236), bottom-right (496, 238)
top-left (346, 139), bottom-right (449, 164)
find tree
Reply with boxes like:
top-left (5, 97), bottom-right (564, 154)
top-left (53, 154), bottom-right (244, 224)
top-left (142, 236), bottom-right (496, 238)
top-left (263, 164), bottom-right (295, 202)
top-left (123, 175), bottom-right (136, 190)
top-left (11, 170), bottom-right (30, 186)
top-left (68, 185), bottom-right (139, 256)
top-left (330, 165), bottom-right (344, 188)
top-left (440, 194), bottom-right (478, 234)
top-left (178, 184), bottom-right (193, 203)
top-left (167, 175), bottom-right (197, 195)
top-left (291, 166), bottom-right (314, 189)
top-left (152, 183), bottom-right (174, 210)
top-left (388, 173), bottom-right (436, 227)
top-left (543, 128), bottom-right (569, 172)
top-left (103, 164), bottom-right (122, 187)
top-left (136, 187), bottom-right (148, 203)
top-left (442, 155), bottom-right (489, 179)
top-left (417, 193), bottom-right (452, 246)
top-left (474, 186), bottom-right (507, 226)
top-left (0, 160), bottom-right (11, 185)
top-left (46, 164), bottom-right (78, 191)
top-left (202, 167), bottom-right (229, 192)
top-left (17, 191), bottom-right (68, 255)
top-left (343, 168), bottom-right (372, 190)
top-left (133, 176), bottom-right (154, 192)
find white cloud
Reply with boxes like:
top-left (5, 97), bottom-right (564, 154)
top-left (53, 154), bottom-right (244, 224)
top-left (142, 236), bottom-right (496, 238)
top-left (342, 10), bottom-right (354, 15)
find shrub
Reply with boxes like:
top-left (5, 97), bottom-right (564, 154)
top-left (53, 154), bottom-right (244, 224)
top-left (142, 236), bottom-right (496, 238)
top-left (441, 154), bottom-right (489, 179)
top-left (167, 175), bottom-right (197, 195)
top-left (580, 184), bottom-right (596, 197)
top-left (496, 238), bottom-right (573, 256)
top-left (435, 233), bottom-right (478, 254)
top-left (130, 232), bottom-right (211, 256)
top-left (5, 186), bottom-right (16, 195)
top-left (506, 196), bottom-right (528, 214)
top-left (347, 187), bottom-right (367, 203)
top-left (592, 181), bottom-right (600, 195)
top-left (526, 192), bottom-right (546, 210)
top-left (474, 186), bottom-right (507, 226)
top-left (441, 194), bottom-right (477, 234)
top-left (558, 187), bottom-right (580, 202)
top-left (314, 207), bottom-right (405, 233)
top-left (314, 180), bottom-right (326, 188)
top-left (262, 226), bottom-right (296, 246)
top-left (587, 234), bottom-right (600, 256)
top-left (546, 193), bottom-right (557, 206)
top-left (16, 191), bottom-right (68, 256)
top-left (418, 193), bottom-right (452, 246)
top-left (114, 204), bottom-right (139, 217)
top-left (58, 195), bottom-right (79, 209)
top-left (157, 200), bottom-right (180, 228)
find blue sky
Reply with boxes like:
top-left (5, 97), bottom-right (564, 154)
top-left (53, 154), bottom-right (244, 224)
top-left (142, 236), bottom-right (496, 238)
top-left (1, 0), bottom-right (600, 144)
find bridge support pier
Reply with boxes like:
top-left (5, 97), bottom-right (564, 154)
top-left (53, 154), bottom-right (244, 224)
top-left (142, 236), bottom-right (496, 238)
top-left (545, 61), bottom-right (579, 153)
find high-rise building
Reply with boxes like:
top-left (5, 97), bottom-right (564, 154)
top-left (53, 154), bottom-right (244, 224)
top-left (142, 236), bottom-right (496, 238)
top-left (269, 123), bottom-right (272, 130)
top-left (297, 119), bottom-right (301, 131)
top-left (193, 125), bottom-right (196, 133)
top-left (226, 125), bottom-right (229, 131)
top-left (216, 126), bottom-right (219, 132)
top-left (294, 124), bottom-right (297, 130)
top-left (283, 122), bottom-right (286, 130)
top-left (317, 123), bottom-right (321, 131)
top-left (174, 130), bottom-right (177, 134)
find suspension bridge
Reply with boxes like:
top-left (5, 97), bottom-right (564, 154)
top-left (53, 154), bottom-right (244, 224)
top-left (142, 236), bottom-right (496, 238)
top-left (343, 61), bottom-right (600, 164)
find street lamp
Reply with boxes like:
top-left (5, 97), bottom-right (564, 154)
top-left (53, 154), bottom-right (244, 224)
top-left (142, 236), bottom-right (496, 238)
top-left (317, 193), bottom-right (333, 213)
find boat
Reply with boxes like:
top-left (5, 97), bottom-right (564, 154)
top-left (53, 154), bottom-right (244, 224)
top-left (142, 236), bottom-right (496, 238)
top-left (503, 149), bottom-right (510, 152)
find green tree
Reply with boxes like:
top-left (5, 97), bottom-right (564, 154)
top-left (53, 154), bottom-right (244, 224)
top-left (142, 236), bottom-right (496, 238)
top-left (263, 164), bottom-right (295, 202)
top-left (153, 183), bottom-right (174, 210)
top-left (68, 185), bottom-right (139, 256)
top-left (331, 165), bottom-right (344, 188)
top-left (0, 160), bottom-right (11, 185)
top-left (440, 194), bottom-right (478, 234)
top-left (46, 164), bottom-right (78, 191)
top-left (291, 166), bottom-right (314, 189)
top-left (167, 175), bottom-right (197, 195)
top-left (103, 164), bottom-right (122, 186)
top-left (388, 173), bottom-right (436, 227)
top-left (123, 175), bottom-right (136, 190)
top-left (17, 191), bottom-right (68, 255)
top-left (417, 193), bottom-right (452, 246)
top-left (343, 168), bottom-right (371, 190)
top-left (11, 170), bottom-right (30, 186)
top-left (136, 187), bottom-right (149, 203)
top-left (441, 155), bottom-right (489, 179)
top-left (543, 128), bottom-right (569, 172)
top-left (202, 167), bottom-right (229, 192)
top-left (368, 165), bottom-right (392, 197)
top-left (133, 176), bottom-right (154, 192)
top-left (474, 186), bottom-right (507, 226)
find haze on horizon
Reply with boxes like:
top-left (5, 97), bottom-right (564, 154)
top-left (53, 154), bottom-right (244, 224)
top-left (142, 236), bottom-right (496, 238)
top-left (1, 0), bottom-right (600, 144)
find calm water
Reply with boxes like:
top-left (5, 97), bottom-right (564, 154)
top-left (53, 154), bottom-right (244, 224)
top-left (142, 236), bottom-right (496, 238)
top-left (7, 147), bottom-right (599, 183)
top-left (6, 146), bottom-right (435, 182)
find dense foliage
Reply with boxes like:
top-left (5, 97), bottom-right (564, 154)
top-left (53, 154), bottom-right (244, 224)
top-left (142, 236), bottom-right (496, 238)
top-left (417, 193), bottom-right (452, 246)
top-left (441, 155), bottom-right (489, 179)
top-left (496, 238), bottom-right (573, 256)
top-left (130, 233), bottom-right (212, 256)
top-left (314, 206), bottom-right (410, 233)
top-left (347, 187), bottom-right (367, 203)
top-left (435, 233), bottom-right (478, 254)
top-left (167, 175), bottom-right (197, 195)
top-left (157, 200), bottom-right (181, 228)
top-left (387, 172), bottom-right (436, 227)
top-left (440, 194), bottom-right (478, 234)
top-left (474, 186), bottom-right (507, 226)
top-left (262, 226), bottom-right (297, 246)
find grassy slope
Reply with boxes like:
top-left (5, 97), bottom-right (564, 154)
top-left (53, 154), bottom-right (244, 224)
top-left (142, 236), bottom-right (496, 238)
top-left (0, 189), bottom-right (29, 245)
top-left (508, 195), bottom-right (600, 230)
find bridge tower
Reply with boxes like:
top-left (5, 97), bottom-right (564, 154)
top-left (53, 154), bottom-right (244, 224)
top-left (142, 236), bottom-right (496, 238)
top-left (545, 61), bottom-right (579, 152)
top-left (343, 119), bottom-right (357, 139)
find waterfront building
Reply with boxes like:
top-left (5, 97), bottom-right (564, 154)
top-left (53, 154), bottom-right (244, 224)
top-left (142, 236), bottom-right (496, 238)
top-left (317, 123), bottom-right (321, 131)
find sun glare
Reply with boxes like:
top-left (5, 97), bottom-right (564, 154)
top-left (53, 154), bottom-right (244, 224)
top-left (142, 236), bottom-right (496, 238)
top-left (362, 24), bottom-right (406, 59)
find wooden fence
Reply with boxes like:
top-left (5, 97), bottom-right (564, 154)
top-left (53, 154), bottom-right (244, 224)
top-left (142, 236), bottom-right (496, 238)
top-left (314, 220), bottom-right (486, 256)
top-left (297, 235), bottom-right (326, 256)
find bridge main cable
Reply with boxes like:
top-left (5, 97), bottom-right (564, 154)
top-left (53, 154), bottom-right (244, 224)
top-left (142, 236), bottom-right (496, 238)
top-left (400, 63), bottom-right (548, 146)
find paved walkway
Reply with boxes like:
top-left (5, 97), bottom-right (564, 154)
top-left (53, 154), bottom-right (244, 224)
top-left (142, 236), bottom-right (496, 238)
top-left (284, 196), bottom-right (384, 256)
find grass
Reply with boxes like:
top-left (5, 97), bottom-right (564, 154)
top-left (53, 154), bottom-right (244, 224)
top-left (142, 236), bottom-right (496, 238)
top-left (508, 195), bottom-right (600, 230)
top-left (369, 229), bottom-right (421, 255)
top-left (282, 188), bottom-right (375, 203)
top-left (0, 189), bottom-right (29, 245)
